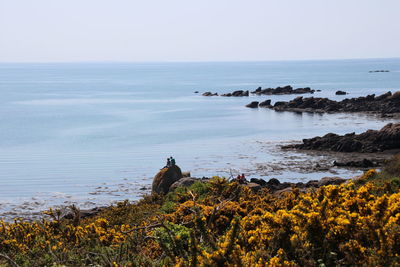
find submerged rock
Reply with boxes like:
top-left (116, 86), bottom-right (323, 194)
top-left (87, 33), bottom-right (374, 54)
top-left (152, 165), bottom-right (183, 194)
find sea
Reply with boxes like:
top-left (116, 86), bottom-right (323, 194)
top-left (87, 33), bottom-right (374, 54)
top-left (0, 58), bottom-right (399, 218)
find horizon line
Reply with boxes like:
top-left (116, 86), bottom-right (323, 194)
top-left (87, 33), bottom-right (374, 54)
top-left (0, 56), bottom-right (399, 64)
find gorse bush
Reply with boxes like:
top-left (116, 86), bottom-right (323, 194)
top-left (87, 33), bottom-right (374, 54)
top-left (0, 173), bottom-right (399, 266)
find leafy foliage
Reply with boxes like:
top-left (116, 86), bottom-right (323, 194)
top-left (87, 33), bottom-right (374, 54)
top-left (0, 170), bottom-right (399, 266)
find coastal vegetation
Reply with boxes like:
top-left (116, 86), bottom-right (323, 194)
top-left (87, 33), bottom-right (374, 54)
top-left (1, 157), bottom-right (399, 266)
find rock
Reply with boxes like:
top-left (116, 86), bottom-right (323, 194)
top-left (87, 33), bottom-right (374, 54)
top-left (152, 165), bottom-right (183, 194)
top-left (63, 207), bottom-right (105, 220)
top-left (246, 101), bottom-right (259, 108)
top-left (169, 177), bottom-right (199, 192)
top-left (221, 90), bottom-right (249, 97)
top-left (245, 182), bottom-right (262, 192)
top-left (251, 85), bottom-right (315, 95)
top-left (335, 90), bottom-right (347, 95)
top-left (267, 91), bottom-right (400, 115)
top-left (286, 123), bottom-right (400, 153)
top-left (369, 70), bottom-right (390, 73)
top-left (202, 92), bottom-right (218, 96)
top-left (267, 178), bottom-right (280, 186)
top-left (258, 99), bottom-right (271, 107)
top-left (250, 178), bottom-right (267, 186)
top-left (194, 91), bottom-right (199, 93)
top-left (305, 180), bottom-right (319, 187)
top-left (182, 171), bottom-right (191, 178)
top-left (318, 177), bottom-right (347, 187)
top-left (333, 158), bottom-right (375, 168)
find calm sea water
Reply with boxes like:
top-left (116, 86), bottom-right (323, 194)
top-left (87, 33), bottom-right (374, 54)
top-left (0, 59), bottom-right (399, 216)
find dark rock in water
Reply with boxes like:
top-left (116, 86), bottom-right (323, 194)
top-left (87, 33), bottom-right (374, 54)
top-left (258, 99), bottom-right (272, 107)
top-left (333, 158), bottom-right (375, 168)
top-left (246, 101), bottom-right (259, 108)
top-left (222, 90), bottom-right (249, 97)
top-left (152, 165), bottom-right (183, 194)
top-left (267, 91), bottom-right (400, 114)
top-left (194, 91), bottom-right (199, 93)
top-left (335, 90), bottom-right (347, 95)
top-left (274, 101), bottom-right (286, 107)
top-left (169, 177), bottom-right (199, 192)
top-left (251, 85), bottom-right (316, 95)
top-left (369, 70), bottom-right (390, 73)
top-left (250, 178), bottom-right (267, 186)
top-left (283, 123), bottom-right (400, 153)
top-left (202, 92), bottom-right (218, 96)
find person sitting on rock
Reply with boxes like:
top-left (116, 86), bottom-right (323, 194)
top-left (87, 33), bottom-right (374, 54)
top-left (171, 157), bottom-right (176, 166)
top-left (165, 158), bottom-right (171, 168)
top-left (236, 174), bottom-right (241, 182)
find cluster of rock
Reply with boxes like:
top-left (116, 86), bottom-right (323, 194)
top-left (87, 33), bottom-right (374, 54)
top-left (202, 92), bottom-right (218, 96)
top-left (333, 159), bottom-right (376, 168)
top-left (245, 100), bottom-right (271, 108)
top-left (151, 165), bottom-right (348, 196)
top-left (265, 91), bottom-right (400, 114)
top-left (248, 177), bottom-right (347, 194)
top-left (202, 85), bottom-right (318, 97)
top-left (251, 85), bottom-right (316, 95)
top-left (282, 123), bottom-right (400, 153)
top-left (221, 90), bottom-right (249, 97)
top-left (369, 70), bottom-right (390, 73)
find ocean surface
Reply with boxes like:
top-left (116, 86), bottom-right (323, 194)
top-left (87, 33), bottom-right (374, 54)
top-left (0, 58), bottom-right (399, 217)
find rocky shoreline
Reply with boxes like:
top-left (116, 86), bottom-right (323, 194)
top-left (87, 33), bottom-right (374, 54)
top-left (282, 123), bottom-right (400, 153)
top-left (152, 164), bottom-right (348, 199)
top-left (262, 91), bottom-right (400, 115)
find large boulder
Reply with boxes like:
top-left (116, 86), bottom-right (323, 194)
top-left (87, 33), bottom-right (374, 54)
top-left (152, 165), bottom-right (183, 194)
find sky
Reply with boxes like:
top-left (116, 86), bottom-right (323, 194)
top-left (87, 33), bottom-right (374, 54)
top-left (0, 0), bottom-right (399, 62)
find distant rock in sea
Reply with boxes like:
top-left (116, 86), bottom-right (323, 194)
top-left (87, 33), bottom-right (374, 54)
top-left (369, 70), bottom-right (390, 73)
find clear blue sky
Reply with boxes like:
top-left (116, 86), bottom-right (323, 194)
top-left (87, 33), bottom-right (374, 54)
top-left (0, 0), bottom-right (399, 62)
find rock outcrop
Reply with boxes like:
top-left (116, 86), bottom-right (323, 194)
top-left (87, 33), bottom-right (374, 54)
top-left (221, 90), bottom-right (249, 97)
top-left (169, 177), bottom-right (199, 192)
top-left (258, 99), bottom-right (272, 107)
top-left (245, 177), bottom-right (347, 194)
top-left (282, 123), bottom-right (400, 153)
top-left (245, 101), bottom-right (259, 108)
top-left (267, 91), bottom-right (400, 114)
top-left (152, 165), bottom-right (183, 194)
top-left (335, 90), bottom-right (347, 95)
top-left (202, 92), bottom-right (218, 96)
top-left (333, 159), bottom-right (376, 168)
top-left (251, 85), bottom-right (315, 95)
